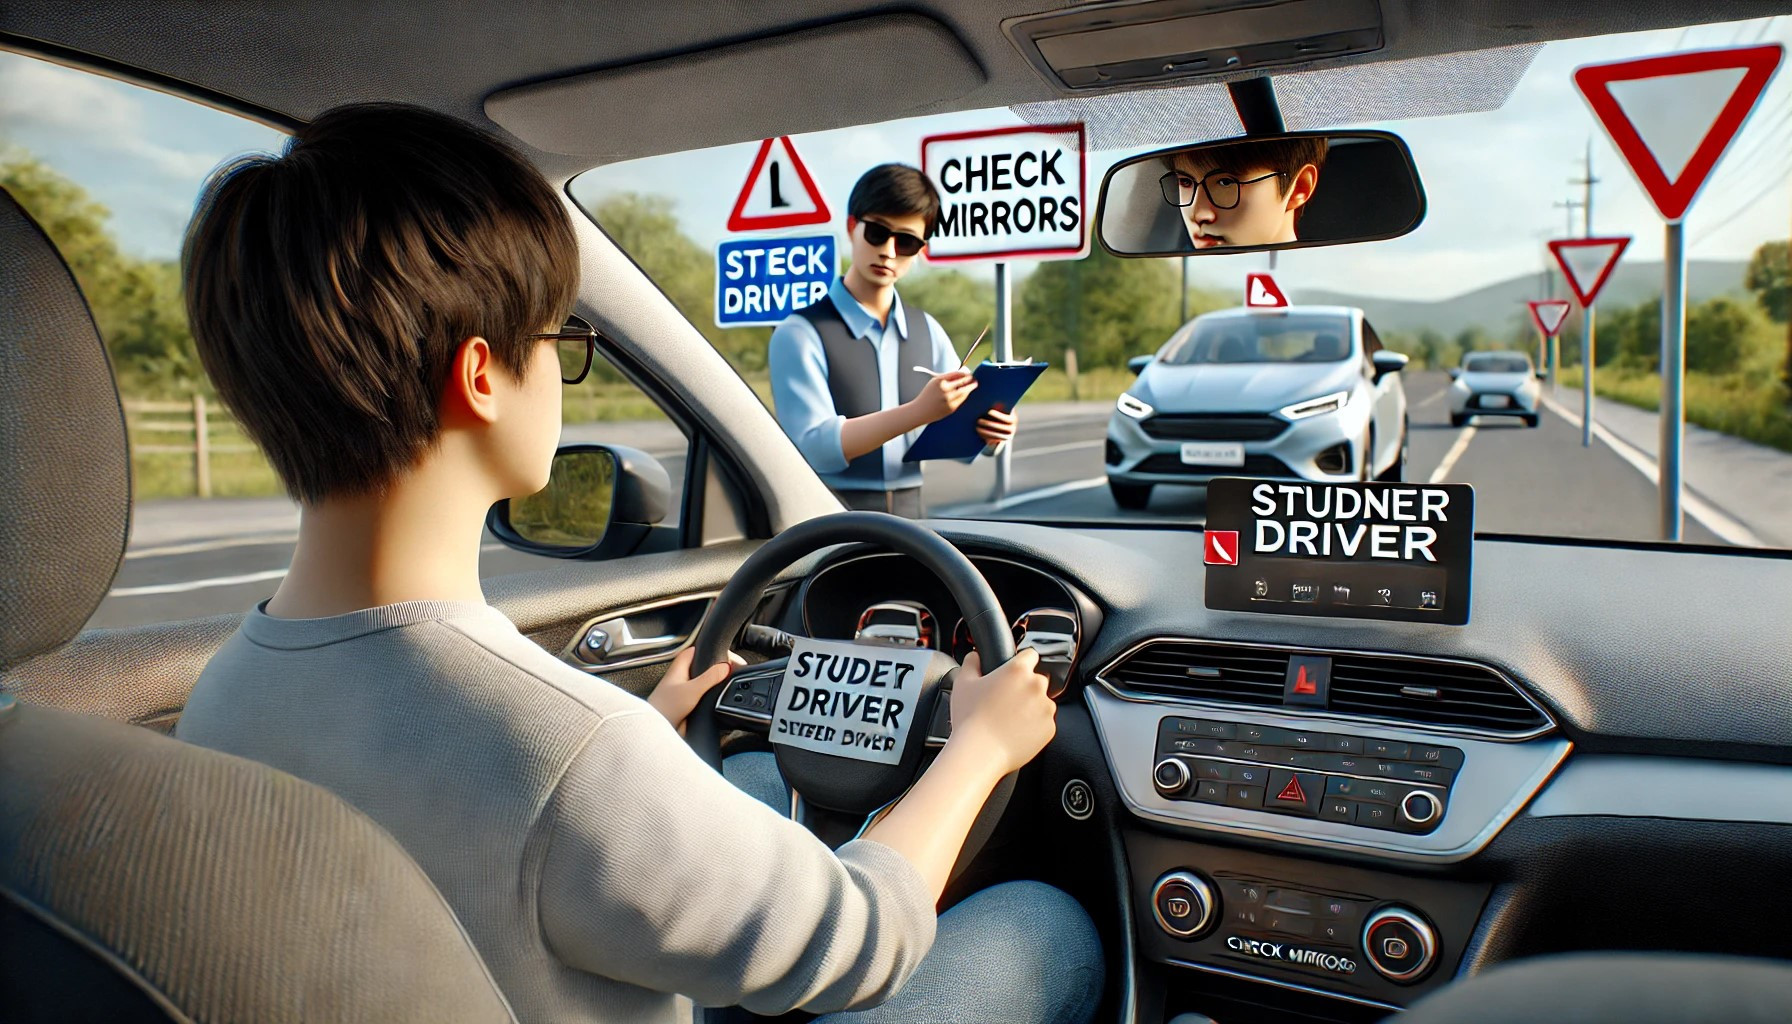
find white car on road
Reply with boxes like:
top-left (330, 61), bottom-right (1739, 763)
top-left (1105, 305), bottom-right (1409, 510)
top-left (1449, 351), bottom-right (1542, 428)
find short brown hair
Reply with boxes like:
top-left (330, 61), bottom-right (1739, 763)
top-left (848, 163), bottom-right (942, 237)
top-left (1174, 137), bottom-right (1330, 197)
top-left (182, 102), bottom-right (579, 503)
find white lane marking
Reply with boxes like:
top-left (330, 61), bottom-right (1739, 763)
top-left (1428, 425), bottom-right (1478, 483)
top-left (1016, 440), bottom-right (1105, 459)
top-left (1415, 389), bottom-right (1444, 409)
top-left (124, 533), bottom-right (298, 560)
top-left (1541, 394), bottom-right (1763, 547)
top-left (109, 568), bottom-right (289, 597)
top-left (110, 542), bottom-right (521, 598)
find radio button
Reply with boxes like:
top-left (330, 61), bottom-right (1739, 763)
top-left (1324, 733), bottom-right (1364, 754)
top-left (1363, 907), bottom-right (1438, 982)
top-left (1367, 739), bottom-right (1411, 759)
top-left (1193, 780), bottom-right (1226, 804)
top-left (1152, 872), bottom-right (1217, 939)
top-left (1153, 758), bottom-right (1192, 796)
top-left (1319, 797), bottom-right (1354, 822)
top-left (1353, 802), bottom-right (1396, 829)
top-left (1226, 784), bottom-right (1265, 808)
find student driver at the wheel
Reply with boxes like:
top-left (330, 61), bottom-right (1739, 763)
top-left (173, 104), bottom-right (1104, 1024)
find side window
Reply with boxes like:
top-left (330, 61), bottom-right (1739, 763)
top-left (1, 52), bottom-right (686, 631)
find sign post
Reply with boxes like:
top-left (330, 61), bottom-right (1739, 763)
top-left (921, 123), bottom-right (1086, 503)
top-left (1575, 44), bottom-right (1782, 539)
top-left (1527, 300), bottom-right (1572, 365)
top-left (1549, 236), bottom-right (1632, 447)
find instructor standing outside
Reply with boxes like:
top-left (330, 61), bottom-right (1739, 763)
top-left (770, 164), bottom-right (1017, 516)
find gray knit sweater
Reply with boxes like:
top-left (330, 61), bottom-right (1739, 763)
top-left (177, 600), bottom-right (936, 1023)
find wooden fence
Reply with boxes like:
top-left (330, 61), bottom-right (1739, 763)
top-left (123, 397), bottom-right (258, 497)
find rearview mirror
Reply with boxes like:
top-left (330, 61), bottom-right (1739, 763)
top-left (1096, 131), bottom-right (1426, 257)
top-left (1127, 354), bottom-right (1152, 375)
top-left (486, 443), bottom-right (674, 560)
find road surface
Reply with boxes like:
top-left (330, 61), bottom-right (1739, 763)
top-left (91, 372), bottom-right (1750, 628)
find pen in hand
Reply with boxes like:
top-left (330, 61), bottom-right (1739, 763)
top-left (911, 322), bottom-right (992, 376)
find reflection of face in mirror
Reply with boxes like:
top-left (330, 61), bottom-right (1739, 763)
top-left (1162, 137), bottom-right (1326, 249)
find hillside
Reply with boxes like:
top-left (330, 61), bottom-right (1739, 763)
top-left (1292, 260), bottom-right (1749, 337)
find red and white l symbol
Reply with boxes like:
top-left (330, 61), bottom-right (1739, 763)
top-left (1204, 530), bottom-right (1239, 566)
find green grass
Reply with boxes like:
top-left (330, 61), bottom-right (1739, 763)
top-left (1559, 366), bottom-right (1792, 454)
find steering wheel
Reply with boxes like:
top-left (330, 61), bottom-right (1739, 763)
top-left (687, 512), bottom-right (1018, 849)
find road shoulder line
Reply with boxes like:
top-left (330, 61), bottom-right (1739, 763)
top-left (1540, 394), bottom-right (1763, 547)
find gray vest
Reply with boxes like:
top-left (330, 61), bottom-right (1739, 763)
top-left (793, 293), bottom-right (931, 485)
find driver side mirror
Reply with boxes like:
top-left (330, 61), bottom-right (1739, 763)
top-left (1447, 367), bottom-right (1463, 381)
top-left (1127, 354), bottom-right (1152, 375)
top-left (1371, 351), bottom-right (1409, 382)
top-left (487, 443), bottom-right (675, 560)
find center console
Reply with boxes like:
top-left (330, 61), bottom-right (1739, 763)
top-left (1083, 638), bottom-right (1572, 1019)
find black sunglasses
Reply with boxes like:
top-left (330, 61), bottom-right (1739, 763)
top-left (529, 313), bottom-right (598, 385)
top-left (860, 219), bottom-right (927, 257)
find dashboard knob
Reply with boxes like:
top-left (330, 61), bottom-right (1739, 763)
top-left (1151, 871), bottom-right (1216, 939)
top-left (1401, 790), bottom-right (1442, 826)
top-left (1363, 906), bottom-right (1438, 982)
top-left (1152, 757), bottom-right (1191, 796)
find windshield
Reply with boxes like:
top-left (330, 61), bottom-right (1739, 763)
top-left (572, 13), bottom-right (1792, 553)
top-left (1463, 354), bottom-right (1533, 374)
top-left (1160, 314), bottom-right (1352, 365)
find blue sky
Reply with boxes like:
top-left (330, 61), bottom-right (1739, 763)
top-left (2, 15), bottom-right (1787, 303)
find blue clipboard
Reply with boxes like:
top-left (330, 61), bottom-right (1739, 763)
top-left (903, 361), bottom-right (1050, 462)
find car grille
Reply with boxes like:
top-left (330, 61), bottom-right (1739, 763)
top-left (1140, 414), bottom-right (1288, 442)
top-left (1134, 453), bottom-right (1296, 477)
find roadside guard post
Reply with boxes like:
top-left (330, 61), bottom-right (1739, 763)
top-left (1548, 236), bottom-right (1632, 447)
top-left (1574, 44), bottom-right (1782, 540)
top-left (921, 123), bottom-right (1086, 502)
top-left (716, 136), bottom-right (837, 328)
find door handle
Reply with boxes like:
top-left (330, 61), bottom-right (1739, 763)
top-left (580, 616), bottom-right (685, 663)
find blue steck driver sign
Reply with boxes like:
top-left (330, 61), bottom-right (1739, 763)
top-left (715, 234), bottom-right (836, 328)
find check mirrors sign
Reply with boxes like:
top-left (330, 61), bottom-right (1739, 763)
top-left (920, 123), bottom-right (1086, 262)
top-left (771, 638), bottom-right (931, 764)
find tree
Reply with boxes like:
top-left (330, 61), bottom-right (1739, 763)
top-left (1745, 240), bottom-right (1788, 322)
top-left (0, 148), bottom-right (201, 390)
top-left (587, 191), bottom-right (772, 373)
top-left (899, 268), bottom-right (993, 354)
top-left (1016, 247), bottom-right (1225, 368)
top-left (1685, 295), bottom-right (1755, 374)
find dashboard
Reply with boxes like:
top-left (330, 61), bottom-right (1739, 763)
top-left (784, 522), bottom-right (1792, 1021)
top-left (797, 550), bottom-right (1100, 669)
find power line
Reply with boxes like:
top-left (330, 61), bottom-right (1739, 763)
top-left (1691, 167), bottom-right (1791, 244)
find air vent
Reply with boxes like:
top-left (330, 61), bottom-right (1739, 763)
top-left (1100, 640), bottom-right (1552, 736)
top-left (1101, 641), bottom-right (1285, 706)
top-left (1329, 654), bottom-right (1549, 733)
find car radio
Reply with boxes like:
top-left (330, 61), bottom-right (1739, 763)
top-left (1152, 716), bottom-right (1460, 834)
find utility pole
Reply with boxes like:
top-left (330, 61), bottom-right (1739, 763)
top-left (1549, 198), bottom-right (1584, 388)
top-left (1570, 138), bottom-right (1602, 446)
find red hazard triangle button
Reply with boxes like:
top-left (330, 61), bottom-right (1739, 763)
top-left (1267, 770), bottom-right (1319, 812)
top-left (1276, 776), bottom-right (1308, 803)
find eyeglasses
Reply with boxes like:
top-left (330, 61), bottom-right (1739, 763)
top-left (1159, 169), bottom-right (1284, 210)
top-left (860, 219), bottom-right (927, 257)
top-left (529, 313), bottom-right (598, 385)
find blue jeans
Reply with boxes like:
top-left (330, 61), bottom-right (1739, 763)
top-left (721, 752), bottom-right (1105, 1024)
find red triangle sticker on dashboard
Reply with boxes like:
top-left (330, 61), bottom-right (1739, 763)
top-left (1276, 776), bottom-right (1308, 803)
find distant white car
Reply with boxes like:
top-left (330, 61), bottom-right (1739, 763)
top-left (1105, 305), bottom-right (1409, 510)
top-left (1449, 351), bottom-right (1541, 428)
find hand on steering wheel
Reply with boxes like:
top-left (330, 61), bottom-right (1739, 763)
top-left (683, 512), bottom-right (1044, 858)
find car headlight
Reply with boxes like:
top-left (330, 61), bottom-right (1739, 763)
top-left (1278, 390), bottom-right (1351, 420)
top-left (1116, 392), bottom-right (1154, 420)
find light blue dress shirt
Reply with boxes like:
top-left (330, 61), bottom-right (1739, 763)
top-left (768, 278), bottom-right (959, 492)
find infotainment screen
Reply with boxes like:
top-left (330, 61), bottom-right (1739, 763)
top-left (1202, 478), bottom-right (1475, 625)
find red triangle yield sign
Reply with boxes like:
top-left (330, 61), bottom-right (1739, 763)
top-left (1574, 45), bottom-right (1783, 222)
top-left (1549, 237), bottom-right (1632, 307)
top-left (1528, 300), bottom-right (1573, 338)
top-left (727, 136), bottom-right (832, 232)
